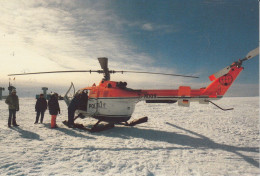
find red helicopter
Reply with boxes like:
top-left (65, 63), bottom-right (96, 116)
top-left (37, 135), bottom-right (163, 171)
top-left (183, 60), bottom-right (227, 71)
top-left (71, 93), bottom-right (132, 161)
top-left (9, 47), bottom-right (259, 132)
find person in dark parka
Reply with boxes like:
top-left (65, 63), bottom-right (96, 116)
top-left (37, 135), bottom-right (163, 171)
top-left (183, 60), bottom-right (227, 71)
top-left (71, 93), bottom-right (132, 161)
top-left (48, 93), bottom-right (60, 128)
top-left (78, 90), bottom-right (88, 111)
top-left (35, 94), bottom-right (47, 124)
top-left (67, 94), bottom-right (81, 128)
top-left (5, 89), bottom-right (19, 127)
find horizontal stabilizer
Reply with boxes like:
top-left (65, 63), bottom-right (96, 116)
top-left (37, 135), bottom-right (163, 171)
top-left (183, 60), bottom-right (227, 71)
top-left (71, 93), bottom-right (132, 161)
top-left (199, 99), bottom-right (209, 104)
top-left (178, 99), bottom-right (190, 107)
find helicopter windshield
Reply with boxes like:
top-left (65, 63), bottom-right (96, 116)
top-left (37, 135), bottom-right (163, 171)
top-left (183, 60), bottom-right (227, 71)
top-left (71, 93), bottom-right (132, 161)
top-left (116, 81), bottom-right (127, 89)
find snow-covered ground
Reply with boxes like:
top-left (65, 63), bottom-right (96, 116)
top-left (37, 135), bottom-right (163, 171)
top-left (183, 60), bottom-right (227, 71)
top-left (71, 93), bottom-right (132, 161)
top-left (0, 97), bottom-right (259, 176)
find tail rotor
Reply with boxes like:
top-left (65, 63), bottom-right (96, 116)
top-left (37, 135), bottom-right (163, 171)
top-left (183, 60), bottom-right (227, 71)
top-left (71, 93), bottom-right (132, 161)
top-left (210, 47), bottom-right (259, 81)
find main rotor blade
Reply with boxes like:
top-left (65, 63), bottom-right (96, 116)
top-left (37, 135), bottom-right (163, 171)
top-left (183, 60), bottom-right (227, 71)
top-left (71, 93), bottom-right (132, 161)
top-left (245, 47), bottom-right (259, 60)
top-left (115, 70), bottom-right (199, 78)
top-left (8, 69), bottom-right (199, 78)
top-left (8, 70), bottom-right (102, 76)
top-left (98, 57), bottom-right (110, 80)
top-left (98, 57), bottom-right (108, 70)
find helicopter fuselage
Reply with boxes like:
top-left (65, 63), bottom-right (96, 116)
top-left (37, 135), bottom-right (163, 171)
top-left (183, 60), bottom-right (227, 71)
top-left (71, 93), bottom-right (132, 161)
top-left (7, 47), bottom-right (258, 129)
top-left (76, 64), bottom-right (243, 123)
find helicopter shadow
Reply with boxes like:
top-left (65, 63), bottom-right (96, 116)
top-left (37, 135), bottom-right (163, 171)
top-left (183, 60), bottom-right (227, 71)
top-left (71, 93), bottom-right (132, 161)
top-left (11, 126), bottom-right (42, 141)
top-left (43, 123), bottom-right (96, 140)
top-left (101, 123), bottom-right (259, 168)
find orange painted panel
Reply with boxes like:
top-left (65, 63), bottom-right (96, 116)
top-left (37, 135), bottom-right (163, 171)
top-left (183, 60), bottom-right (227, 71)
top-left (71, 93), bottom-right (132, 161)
top-left (178, 86), bottom-right (191, 96)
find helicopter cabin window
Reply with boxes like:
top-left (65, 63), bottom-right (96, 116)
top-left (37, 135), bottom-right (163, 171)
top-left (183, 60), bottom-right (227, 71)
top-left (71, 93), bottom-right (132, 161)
top-left (116, 81), bottom-right (127, 89)
top-left (107, 83), bottom-right (112, 88)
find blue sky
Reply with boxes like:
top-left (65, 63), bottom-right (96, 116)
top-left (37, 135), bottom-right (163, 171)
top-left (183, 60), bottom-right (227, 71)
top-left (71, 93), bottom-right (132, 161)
top-left (0, 0), bottom-right (259, 97)
top-left (108, 0), bottom-right (259, 78)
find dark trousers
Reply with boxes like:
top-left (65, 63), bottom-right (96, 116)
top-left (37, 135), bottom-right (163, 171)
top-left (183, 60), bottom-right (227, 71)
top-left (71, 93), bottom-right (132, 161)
top-left (8, 109), bottom-right (17, 126)
top-left (35, 110), bottom-right (45, 123)
top-left (68, 109), bottom-right (76, 125)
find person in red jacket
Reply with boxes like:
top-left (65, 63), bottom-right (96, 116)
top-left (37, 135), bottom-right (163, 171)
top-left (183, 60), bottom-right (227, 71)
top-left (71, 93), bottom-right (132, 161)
top-left (48, 93), bottom-right (60, 128)
top-left (34, 94), bottom-right (47, 124)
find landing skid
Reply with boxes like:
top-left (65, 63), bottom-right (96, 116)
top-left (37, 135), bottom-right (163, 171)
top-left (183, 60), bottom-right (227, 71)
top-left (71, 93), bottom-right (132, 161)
top-left (62, 116), bottom-right (148, 132)
top-left (118, 116), bottom-right (148, 126)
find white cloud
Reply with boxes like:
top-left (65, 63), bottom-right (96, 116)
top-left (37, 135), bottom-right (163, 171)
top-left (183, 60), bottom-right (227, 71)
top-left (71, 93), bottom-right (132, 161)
top-left (142, 23), bottom-right (154, 31)
top-left (0, 1), bottom-right (150, 67)
top-left (2, 0), bottom-right (240, 97)
top-left (140, 22), bottom-right (178, 33)
top-left (0, 1), bottom-right (148, 92)
top-left (0, 1), bottom-right (178, 77)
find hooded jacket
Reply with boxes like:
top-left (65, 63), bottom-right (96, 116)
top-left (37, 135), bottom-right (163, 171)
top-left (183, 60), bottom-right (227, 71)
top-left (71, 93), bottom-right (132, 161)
top-left (35, 97), bottom-right (47, 112)
top-left (48, 95), bottom-right (60, 115)
top-left (5, 94), bottom-right (19, 110)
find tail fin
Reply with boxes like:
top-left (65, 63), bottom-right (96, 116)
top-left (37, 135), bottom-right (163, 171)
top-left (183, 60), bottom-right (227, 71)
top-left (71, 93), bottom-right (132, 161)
top-left (201, 47), bottom-right (258, 98)
top-left (202, 65), bottom-right (243, 98)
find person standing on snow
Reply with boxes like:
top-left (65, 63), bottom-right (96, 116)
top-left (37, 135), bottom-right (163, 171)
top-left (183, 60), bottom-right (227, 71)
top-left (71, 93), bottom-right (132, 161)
top-left (5, 89), bottom-right (19, 127)
top-left (34, 94), bottom-right (47, 124)
top-left (78, 90), bottom-right (88, 111)
top-left (67, 93), bottom-right (81, 128)
top-left (48, 93), bottom-right (60, 128)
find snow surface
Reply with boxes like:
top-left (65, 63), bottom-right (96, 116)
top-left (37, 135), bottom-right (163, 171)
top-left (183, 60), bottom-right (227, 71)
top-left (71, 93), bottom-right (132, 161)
top-left (0, 97), bottom-right (259, 176)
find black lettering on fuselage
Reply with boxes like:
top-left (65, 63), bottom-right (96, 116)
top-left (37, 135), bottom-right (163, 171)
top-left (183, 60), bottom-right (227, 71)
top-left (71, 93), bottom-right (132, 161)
top-left (143, 94), bottom-right (157, 99)
top-left (89, 101), bottom-right (106, 109)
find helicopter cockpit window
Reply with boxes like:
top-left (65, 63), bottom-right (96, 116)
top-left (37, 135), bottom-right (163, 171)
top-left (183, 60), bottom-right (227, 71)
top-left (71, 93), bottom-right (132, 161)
top-left (116, 81), bottom-right (127, 89)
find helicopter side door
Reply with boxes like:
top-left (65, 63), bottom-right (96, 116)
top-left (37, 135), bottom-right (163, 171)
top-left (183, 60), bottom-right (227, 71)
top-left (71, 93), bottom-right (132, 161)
top-left (85, 87), bottom-right (98, 116)
top-left (63, 82), bottom-right (75, 106)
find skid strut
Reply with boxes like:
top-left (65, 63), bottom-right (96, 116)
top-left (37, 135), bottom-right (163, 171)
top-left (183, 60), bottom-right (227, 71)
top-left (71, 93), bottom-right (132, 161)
top-left (206, 100), bottom-right (234, 111)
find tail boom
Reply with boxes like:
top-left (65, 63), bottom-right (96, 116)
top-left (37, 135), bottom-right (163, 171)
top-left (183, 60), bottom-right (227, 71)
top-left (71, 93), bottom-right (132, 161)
top-left (138, 65), bottom-right (243, 106)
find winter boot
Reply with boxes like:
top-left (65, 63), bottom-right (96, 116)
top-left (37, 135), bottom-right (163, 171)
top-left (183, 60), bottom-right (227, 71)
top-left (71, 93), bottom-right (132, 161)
top-left (13, 121), bottom-right (19, 127)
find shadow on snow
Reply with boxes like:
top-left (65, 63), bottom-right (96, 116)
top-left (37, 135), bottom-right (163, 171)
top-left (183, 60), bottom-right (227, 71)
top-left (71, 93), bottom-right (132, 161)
top-left (11, 126), bottom-right (42, 141)
top-left (97, 123), bottom-right (259, 168)
top-left (43, 123), bottom-right (96, 140)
